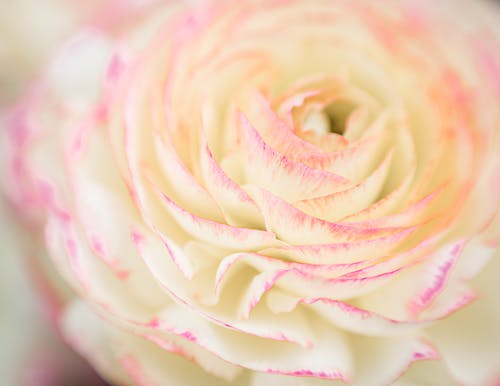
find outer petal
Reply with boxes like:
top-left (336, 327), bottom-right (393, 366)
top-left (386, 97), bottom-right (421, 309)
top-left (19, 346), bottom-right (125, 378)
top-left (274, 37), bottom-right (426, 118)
top-left (348, 335), bottom-right (438, 386)
top-left (392, 359), bottom-right (458, 386)
top-left (357, 240), bottom-right (471, 321)
top-left (62, 300), bottom-right (241, 386)
top-left (426, 249), bottom-right (500, 386)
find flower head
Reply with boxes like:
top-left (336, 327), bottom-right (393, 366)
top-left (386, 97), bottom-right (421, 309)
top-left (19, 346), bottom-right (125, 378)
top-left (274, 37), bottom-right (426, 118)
top-left (2, 1), bottom-right (500, 385)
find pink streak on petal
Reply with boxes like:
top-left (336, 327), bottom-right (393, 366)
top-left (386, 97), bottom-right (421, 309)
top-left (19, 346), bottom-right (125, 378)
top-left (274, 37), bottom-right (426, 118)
top-left (409, 241), bottom-right (465, 317)
top-left (107, 54), bottom-right (126, 84)
top-left (35, 178), bottom-right (71, 223)
top-left (476, 42), bottom-right (500, 98)
top-left (140, 333), bottom-right (194, 362)
top-left (264, 368), bottom-right (348, 382)
top-left (201, 133), bottom-right (255, 204)
top-left (121, 354), bottom-right (160, 386)
top-left (243, 270), bottom-right (288, 317)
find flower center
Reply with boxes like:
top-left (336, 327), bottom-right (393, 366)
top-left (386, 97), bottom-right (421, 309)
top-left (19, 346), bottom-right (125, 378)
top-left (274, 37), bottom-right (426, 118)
top-left (302, 101), bottom-right (355, 136)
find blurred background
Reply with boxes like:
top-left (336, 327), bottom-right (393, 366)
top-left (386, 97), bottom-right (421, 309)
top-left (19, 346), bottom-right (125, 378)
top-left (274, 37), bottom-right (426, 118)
top-left (0, 1), bottom-right (110, 385)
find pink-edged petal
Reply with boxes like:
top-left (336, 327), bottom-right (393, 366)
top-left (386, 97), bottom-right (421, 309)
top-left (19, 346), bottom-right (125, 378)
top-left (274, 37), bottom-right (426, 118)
top-left (53, 222), bottom-right (326, 379)
top-left (249, 372), bottom-right (340, 386)
top-left (285, 109), bottom-right (391, 182)
top-left (72, 180), bottom-right (170, 305)
top-left (236, 269), bottom-right (289, 319)
top-left (134, 230), bottom-right (320, 348)
top-left (344, 182), bottom-right (447, 228)
top-left (65, 123), bottom-right (168, 305)
top-left (62, 301), bottom-right (241, 386)
top-left (135, 331), bottom-right (242, 383)
top-left (406, 242), bottom-right (465, 317)
top-left (418, 282), bottom-right (476, 322)
top-left (239, 113), bottom-right (350, 201)
top-left (214, 252), bottom-right (362, 292)
top-left (198, 129), bottom-right (263, 228)
top-left (295, 150), bottom-right (393, 221)
top-left (149, 225), bottom-right (198, 280)
top-left (299, 131), bottom-right (388, 182)
top-left (152, 185), bottom-right (279, 250)
top-left (45, 214), bottom-right (164, 323)
top-left (246, 186), bottom-right (409, 244)
top-left (214, 252), bottom-right (433, 319)
top-left (151, 130), bottom-right (224, 221)
top-left (131, 267), bottom-right (353, 381)
top-left (341, 169), bottom-right (415, 223)
top-left (246, 92), bottom-right (332, 158)
top-left (288, 266), bottom-right (404, 302)
top-left (426, 249), bottom-right (500, 386)
top-left (417, 240), bottom-right (496, 321)
top-left (221, 263), bottom-right (405, 311)
top-left (266, 290), bottom-right (427, 337)
top-left (214, 253), bottom-right (286, 298)
top-left (340, 236), bottom-right (446, 288)
top-left (261, 226), bottom-right (415, 265)
top-left (357, 240), bottom-right (468, 321)
top-left (392, 359), bottom-right (459, 386)
top-left (62, 301), bottom-right (136, 386)
top-left (349, 336), bottom-right (438, 386)
top-left (454, 237), bottom-right (497, 280)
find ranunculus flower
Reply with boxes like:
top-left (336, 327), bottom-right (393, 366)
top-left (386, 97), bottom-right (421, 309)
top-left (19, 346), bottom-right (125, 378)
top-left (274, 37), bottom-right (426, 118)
top-left (2, 0), bottom-right (500, 385)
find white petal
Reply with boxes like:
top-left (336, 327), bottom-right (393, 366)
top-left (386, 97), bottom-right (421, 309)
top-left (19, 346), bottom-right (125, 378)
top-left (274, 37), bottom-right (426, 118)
top-left (427, 249), bottom-right (500, 386)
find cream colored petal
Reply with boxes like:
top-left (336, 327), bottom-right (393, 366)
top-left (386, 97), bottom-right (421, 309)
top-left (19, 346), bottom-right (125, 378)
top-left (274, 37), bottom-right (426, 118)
top-left (426, 249), bottom-right (500, 386)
